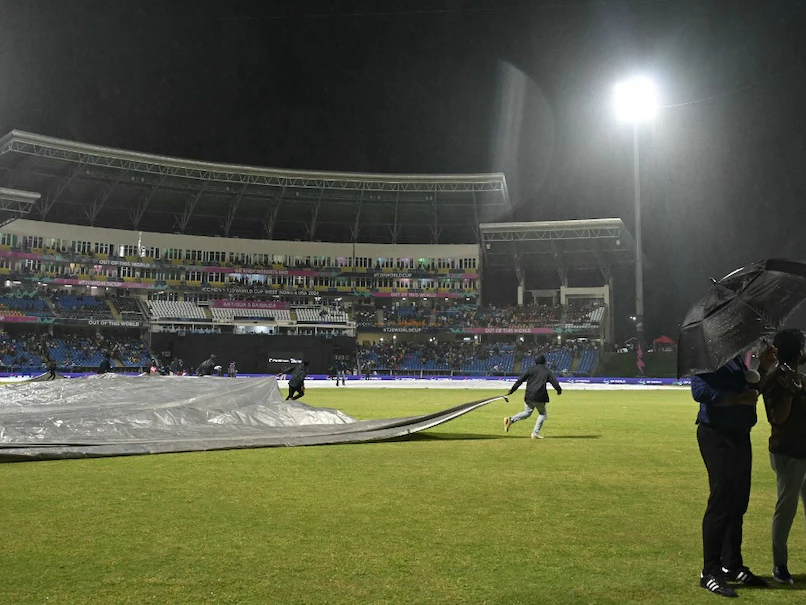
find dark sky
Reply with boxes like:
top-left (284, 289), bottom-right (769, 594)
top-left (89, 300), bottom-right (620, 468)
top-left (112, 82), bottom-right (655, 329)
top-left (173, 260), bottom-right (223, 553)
top-left (1, 0), bottom-right (806, 340)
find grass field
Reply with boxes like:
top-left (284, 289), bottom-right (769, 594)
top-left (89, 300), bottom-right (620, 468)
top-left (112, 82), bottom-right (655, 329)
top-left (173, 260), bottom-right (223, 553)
top-left (2, 388), bottom-right (805, 605)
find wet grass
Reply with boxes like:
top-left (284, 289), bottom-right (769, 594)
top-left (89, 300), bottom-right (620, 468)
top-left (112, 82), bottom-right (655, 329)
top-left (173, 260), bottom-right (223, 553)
top-left (1, 388), bottom-right (804, 604)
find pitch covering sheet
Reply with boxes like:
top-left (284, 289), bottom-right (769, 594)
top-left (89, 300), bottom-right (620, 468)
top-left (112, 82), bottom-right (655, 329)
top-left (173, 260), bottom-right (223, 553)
top-left (0, 374), bottom-right (497, 462)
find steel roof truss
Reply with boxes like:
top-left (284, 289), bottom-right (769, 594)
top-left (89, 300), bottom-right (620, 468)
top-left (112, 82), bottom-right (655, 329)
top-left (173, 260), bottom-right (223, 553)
top-left (129, 175), bottom-right (167, 230)
top-left (222, 184), bottom-right (248, 237)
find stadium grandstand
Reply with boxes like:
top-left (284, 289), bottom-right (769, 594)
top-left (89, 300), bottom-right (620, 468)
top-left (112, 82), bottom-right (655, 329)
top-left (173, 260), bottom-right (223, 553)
top-left (0, 131), bottom-right (648, 378)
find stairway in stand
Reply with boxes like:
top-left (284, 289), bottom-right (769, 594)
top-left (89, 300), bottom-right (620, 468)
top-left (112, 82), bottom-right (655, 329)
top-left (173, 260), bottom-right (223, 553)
top-left (106, 299), bottom-right (121, 320)
top-left (514, 351), bottom-right (524, 374)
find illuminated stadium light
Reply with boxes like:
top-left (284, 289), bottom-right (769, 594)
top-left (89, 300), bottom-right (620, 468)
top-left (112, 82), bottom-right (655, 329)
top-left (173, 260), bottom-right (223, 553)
top-left (612, 76), bottom-right (659, 123)
top-left (613, 75), bottom-right (660, 367)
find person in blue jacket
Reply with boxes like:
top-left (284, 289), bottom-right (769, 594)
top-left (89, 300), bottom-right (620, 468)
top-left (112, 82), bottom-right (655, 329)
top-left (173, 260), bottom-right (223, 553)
top-left (693, 344), bottom-right (777, 597)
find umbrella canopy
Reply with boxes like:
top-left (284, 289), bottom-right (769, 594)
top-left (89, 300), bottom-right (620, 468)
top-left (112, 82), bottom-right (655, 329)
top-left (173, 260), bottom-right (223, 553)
top-left (654, 335), bottom-right (675, 344)
top-left (677, 258), bottom-right (806, 378)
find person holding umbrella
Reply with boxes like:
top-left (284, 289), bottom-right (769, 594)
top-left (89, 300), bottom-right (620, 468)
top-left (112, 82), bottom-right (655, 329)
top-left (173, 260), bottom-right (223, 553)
top-left (677, 258), bottom-right (806, 596)
top-left (693, 343), bottom-right (777, 597)
top-left (761, 329), bottom-right (806, 586)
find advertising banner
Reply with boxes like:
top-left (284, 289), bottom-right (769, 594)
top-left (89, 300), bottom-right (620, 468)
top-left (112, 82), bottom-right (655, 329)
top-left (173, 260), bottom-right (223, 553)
top-left (373, 292), bottom-right (466, 299)
top-left (459, 327), bottom-right (558, 335)
top-left (0, 315), bottom-right (42, 323)
top-left (209, 300), bottom-right (290, 310)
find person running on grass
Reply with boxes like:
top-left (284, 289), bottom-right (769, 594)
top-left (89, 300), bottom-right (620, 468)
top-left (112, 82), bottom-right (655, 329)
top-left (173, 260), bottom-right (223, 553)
top-left (279, 359), bottom-right (310, 400)
top-left (503, 353), bottom-right (563, 439)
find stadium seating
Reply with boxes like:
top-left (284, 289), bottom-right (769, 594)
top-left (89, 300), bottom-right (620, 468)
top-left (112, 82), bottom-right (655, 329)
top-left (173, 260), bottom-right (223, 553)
top-left (459, 345), bottom-right (516, 375)
top-left (576, 347), bottom-right (599, 375)
top-left (210, 307), bottom-right (291, 322)
top-left (566, 303), bottom-right (605, 329)
top-left (295, 307), bottom-right (348, 324)
top-left (432, 305), bottom-right (475, 327)
top-left (353, 306), bottom-right (377, 327)
top-left (111, 296), bottom-right (145, 317)
top-left (0, 333), bottom-right (153, 371)
top-left (475, 304), bottom-right (562, 328)
top-left (0, 293), bottom-right (52, 317)
top-left (358, 342), bottom-right (516, 375)
top-left (52, 294), bottom-right (113, 319)
top-left (46, 337), bottom-right (106, 368)
top-left (0, 334), bottom-right (47, 371)
top-left (112, 339), bottom-right (153, 368)
top-left (147, 300), bottom-right (208, 320)
top-left (521, 348), bottom-right (573, 374)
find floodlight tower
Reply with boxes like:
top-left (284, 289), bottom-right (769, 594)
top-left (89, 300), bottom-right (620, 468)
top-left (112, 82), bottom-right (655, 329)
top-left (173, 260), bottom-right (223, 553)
top-left (612, 76), bottom-right (659, 364)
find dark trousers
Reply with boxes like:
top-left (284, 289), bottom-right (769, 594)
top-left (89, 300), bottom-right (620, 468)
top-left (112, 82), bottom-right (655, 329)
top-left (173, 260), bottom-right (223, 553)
top-left (287, 384), bottom-right (304, 400)
top-left (697, 423), bottom-right (752, 575)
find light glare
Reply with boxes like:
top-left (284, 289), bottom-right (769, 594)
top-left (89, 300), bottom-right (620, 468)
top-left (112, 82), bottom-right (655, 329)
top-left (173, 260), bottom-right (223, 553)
top-left (613, 77), bottom-right (659, 123)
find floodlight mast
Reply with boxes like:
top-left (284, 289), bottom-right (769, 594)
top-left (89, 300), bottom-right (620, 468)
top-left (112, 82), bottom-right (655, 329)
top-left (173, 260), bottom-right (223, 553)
top-left (612, 76), bottom-right (659, 371)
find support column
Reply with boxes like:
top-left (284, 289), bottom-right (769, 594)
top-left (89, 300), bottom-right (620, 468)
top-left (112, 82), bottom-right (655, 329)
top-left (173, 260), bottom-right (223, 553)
top-left (517, 270), bottom-right (526, 307)
top-left (607, 275), bottom-right (615, 345)
top-left (633, 124), bottom-right (645, 375)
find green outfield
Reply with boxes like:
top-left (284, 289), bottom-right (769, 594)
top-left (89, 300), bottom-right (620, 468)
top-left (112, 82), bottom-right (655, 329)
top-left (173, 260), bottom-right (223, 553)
top-left (1, 388), bottom-right (804, 605)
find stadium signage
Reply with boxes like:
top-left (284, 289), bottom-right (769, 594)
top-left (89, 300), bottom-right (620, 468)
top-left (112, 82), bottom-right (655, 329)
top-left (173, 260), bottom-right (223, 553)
top-left (201, 286), bottom-right (318, 296)
top-left (47, 278), bottom-right (145, 289)
top-left (462, 327), bottom-right (557, 335)
top-left (373, 272), bottom-right (412, 278)
top-left (209, 300), bottom-right (290, 310)
top-left (374, 292), bottom-right (465, 299)
top-left (201, 267), bottom-right (343, 278)
top-left (380, 326), bottom-right (432, 334)
top-left (0, 250), bottom-right (41, 261)
top-left (0, 315), bottom-right (41, 323)
top-left (86, 319), bottom-right (144, 328)
top-left (206, 267), bottom-right (290, 276)
top-left (98, 260), bottom-right (152, 268)
top-left (267, 357), bottom-right (302, 364)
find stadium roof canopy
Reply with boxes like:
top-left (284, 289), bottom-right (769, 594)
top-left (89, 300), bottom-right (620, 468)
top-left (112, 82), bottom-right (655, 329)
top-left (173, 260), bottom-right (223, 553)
top-left (0, 186), bottom-right (40, 228)
top-left (0, 130), bottom-right (511, 245)
top-left (479, 218), bottom-right (637, 284)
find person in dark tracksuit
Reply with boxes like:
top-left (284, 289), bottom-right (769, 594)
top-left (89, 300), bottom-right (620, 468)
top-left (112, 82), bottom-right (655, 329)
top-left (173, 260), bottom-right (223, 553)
top-left (98, 353), bottom-right (112, 374)
top-left (280, 360), bottom-right (310, 400)
top-left (195, 354), bottom-right (217, 376)
top-left (335, 359), bottom-right (347, 386)
top-left (692, 344), bottom-right (777, 598)
top-left (503, 353), bottom-right (562, 439)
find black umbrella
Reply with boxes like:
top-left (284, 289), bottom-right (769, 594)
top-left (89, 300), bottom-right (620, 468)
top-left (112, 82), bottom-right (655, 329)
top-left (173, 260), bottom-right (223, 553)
top-left (677, 258), bottom-right (806, 378)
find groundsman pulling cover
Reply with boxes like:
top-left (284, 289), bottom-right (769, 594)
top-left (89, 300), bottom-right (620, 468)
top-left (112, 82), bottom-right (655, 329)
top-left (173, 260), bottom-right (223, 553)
top-left (0, 374), bottom-right (499, 462)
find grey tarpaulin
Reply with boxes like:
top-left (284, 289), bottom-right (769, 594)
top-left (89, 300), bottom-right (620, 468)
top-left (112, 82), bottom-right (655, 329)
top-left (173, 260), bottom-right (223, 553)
top-left (0, 370), bottom-right (65, 385)
top-left (0, 375), bottom-right (500, 462)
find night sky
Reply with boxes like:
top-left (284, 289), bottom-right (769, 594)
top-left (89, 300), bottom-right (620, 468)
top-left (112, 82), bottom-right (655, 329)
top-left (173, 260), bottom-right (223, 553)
top-left (1, 0), bottom-right (806, 340)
